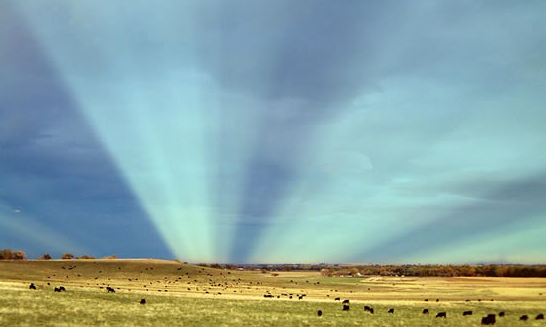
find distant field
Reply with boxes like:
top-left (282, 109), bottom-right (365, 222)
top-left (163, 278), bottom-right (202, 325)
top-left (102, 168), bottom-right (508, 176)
top-left (1, 260), bottom-right (545, 326)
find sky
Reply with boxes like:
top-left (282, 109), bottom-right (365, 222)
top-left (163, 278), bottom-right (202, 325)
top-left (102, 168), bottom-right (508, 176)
top-left (1, 0), bottom-right (545, 264)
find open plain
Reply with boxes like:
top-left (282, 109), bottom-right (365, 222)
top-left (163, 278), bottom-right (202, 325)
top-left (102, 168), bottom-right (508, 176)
top-left (0, 260), bottom-right (545, 326)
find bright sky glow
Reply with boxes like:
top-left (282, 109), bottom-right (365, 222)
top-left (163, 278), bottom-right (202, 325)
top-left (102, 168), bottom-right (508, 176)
top-left (1, 1), bottom-right (545, 263)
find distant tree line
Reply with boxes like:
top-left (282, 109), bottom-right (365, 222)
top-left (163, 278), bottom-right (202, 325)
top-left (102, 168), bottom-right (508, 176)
top-left (0, 249), bottom-right (116, 261)
top-left (197, 262), bottom-right (546, 278)
top-left (319, 264), bottom-right (546, 278)
top-left (0, 249), bottom-right (26, 260)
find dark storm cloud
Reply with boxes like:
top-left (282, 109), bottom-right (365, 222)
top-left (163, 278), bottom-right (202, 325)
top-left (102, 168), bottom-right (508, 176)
top-left (0, 3), bottom-right (172, 259)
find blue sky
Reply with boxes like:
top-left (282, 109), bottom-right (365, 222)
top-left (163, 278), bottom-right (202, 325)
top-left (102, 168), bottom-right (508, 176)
top-left (1, 1), bottom-right (545, 263)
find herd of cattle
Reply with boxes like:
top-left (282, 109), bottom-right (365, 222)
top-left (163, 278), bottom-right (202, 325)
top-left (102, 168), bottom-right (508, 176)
top-left (24, 265), bottom-right (546, 325)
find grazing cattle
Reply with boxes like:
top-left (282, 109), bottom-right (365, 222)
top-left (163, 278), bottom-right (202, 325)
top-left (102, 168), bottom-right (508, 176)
top-left (424, 299), bottom-right (428, 301)
top-left (59, 286), bottom-right (66, 292)
top-left (481, 314), bottom-right (496, 325)
top-left (54, 287), bottom-right (61, 292)
top-left (536, 313), bottom-right (544, 320)
top-left (463, 311), bottom-right (472, 316)
top-left (263, 294), bottom-right (273, 298)
top-left (520, 315), bottom-right (528, 321)
top-left (342, 299), bottom-right (349, 304)
top-left (436, 312), bottom-right (446, 318)
top-left (342, 305), bottom-right (350, 311)
top-left (423, 309), bottom-right (429, 314)
top-left (436, 299), bottom-right (439, 302)
top-left (140, 299), bottom-right (146, 305)
top-left (107, 286), bottom-right (115, 293)
top-left (498, 312), bottom-right (505, 317)
top-left (298, 296), bottom-right (303, 300)
top-left (334, 297), bottom-right (340, 301)
top-left (388, 308), bottom-right (394, 314)
top-left (465, 299), bottom-right (470, 302)
top-left (364, 306), bottom-right (371, 312)
top-left (29, 283), bottom-right (36, 290)
top-left (317, 310), bottom-right (322, 317)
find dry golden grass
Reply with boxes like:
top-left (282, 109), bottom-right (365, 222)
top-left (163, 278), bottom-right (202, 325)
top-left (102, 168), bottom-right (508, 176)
top-left (0, 260), bottom-right (545, 326)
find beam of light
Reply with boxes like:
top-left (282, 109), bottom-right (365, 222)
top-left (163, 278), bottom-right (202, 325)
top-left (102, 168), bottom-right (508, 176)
top-left (13, 1), bottom-right (546, 264)
top-left (15, 2), bottom-right (221, 262)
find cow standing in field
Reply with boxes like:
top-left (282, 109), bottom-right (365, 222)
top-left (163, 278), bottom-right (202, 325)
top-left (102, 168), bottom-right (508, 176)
top-left (388, 308), bottom-right (394, 314)
top-left (422, 309), bottom-right (429, 314)
top-left (29, 283), bottom-right (36, 290)
top-left (463, 311), bottom-right (472, 316)
top-left (536, 313), bottom-right (544, 320)
top-left (342, 305), bottom-right (350, 311)
top-left (498, 312), bottom-right (505, 317)
top-left (481, 314), bottom-right (495, 325)
top-left (107, 286), bottom-right (116, 293)
top-left (520, 315), bottom-right (528, 321)
top-left (436, 312), bottom-right (446, 318)
top-left (342, 299), bottom-right (349, 304)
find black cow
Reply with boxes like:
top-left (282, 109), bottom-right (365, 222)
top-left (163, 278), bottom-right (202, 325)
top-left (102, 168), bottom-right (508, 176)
top-left (536, 313), bottom-right (544, 320)
top-left (54, 287), bottom-right (61, 292)
top-left (520, 315), bottom-right (528, 321)
top-left (334, 297), bottom-right (340, 301)
top-left (436, 312), bottom-right (446, 318)
top-left (107, 286), bottom-right (116, 293)
top-left (422, 309), bottom-right (429, 314)
top-left (388, 308), bottom-right (394, 314)
top-left (342, 299), bottom-right (349, 304)
top-left (342, 305), bottom-right (350, 311)
top-left (29, 283), bottom-right (36, 290)
top-left (498, 312), bottom-right (505, 317)
top-left (263, 294), bottom-right (273, 298)
top-left (59, 286), bottom-right (66, 292)
top-left (317, 310), bottom-right (322, 317)
top-left (463, 311), bottom-right (472, 316)
top-left (481, 314), bottom-right (495, 325)
top-left (298, 296), bottom-right (303, 300)
top-left (140, 299), bottom-right (146, 305)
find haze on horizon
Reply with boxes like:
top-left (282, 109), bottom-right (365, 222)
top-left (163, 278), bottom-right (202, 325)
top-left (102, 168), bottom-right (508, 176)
top-left (1, 0), bottom-right (545, 264)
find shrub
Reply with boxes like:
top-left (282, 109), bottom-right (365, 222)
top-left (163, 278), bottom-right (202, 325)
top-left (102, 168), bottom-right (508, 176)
top-left (61, 253), bottom-right (74, 260)
top-left (12, 251), bottom-right (26, 260)
top-left (77, 255), bottom-right (95, 259)
top-left (39, 253), bottom-right (52, 260)
top-left (225, 264), bottom-right (237, 270)
top-left (1, 249), bottom-right (13, 260)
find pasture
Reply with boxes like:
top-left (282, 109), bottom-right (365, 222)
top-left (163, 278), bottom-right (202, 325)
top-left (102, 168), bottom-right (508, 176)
top-left (0, 260), bottom-right (545, 326)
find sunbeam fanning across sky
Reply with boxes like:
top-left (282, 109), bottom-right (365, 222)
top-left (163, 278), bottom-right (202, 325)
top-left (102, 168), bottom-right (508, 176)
top-left (2, 0), bottom-right (546, 263)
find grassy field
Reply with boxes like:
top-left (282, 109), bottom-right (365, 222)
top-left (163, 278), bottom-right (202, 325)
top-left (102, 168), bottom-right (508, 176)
top-left (1, 260), bottom-right (545, 326)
